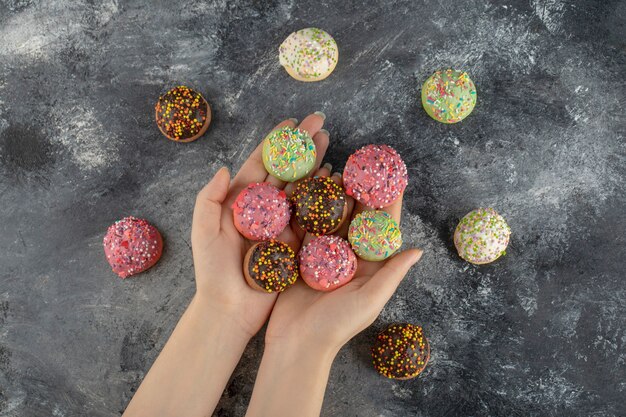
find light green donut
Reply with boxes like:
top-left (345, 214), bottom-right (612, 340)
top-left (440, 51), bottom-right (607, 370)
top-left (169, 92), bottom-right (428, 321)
top-left (348, 210), bottom-right (402, 261)
top-left (421, 69), bottom-right (477, 124)
top-left (262, 126), bottom-right (317, 182)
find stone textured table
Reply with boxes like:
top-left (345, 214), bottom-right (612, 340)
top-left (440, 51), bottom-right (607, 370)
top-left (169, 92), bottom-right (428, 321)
top-left (0, 1), bottom-right (624, 416)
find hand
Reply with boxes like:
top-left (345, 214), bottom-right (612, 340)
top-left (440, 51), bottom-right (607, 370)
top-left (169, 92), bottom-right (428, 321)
top-left (190, 113), bottom-right (329, 338)
top-left (264, 165), bottom-right (423, 355)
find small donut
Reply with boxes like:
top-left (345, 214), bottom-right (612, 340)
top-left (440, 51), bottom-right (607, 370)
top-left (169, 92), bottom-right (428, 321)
top-left (232, 182), bottom-right (290, 241)
top-left (371, 323), bottom-right (430, 380)
top-left (343, 144), bottom-right (408, 209)
top-left (103, 216), bottom-right (163, 278)
top-left (299, 235), bottom-right (357, 292)
top-left (262, 126), bottom-right (317, 182)
top-left (155, 85), bottom-right (211, 142)
top-left (279, 28), bottom-right (338, 82)
top-left (291, 176), bottom-right (347, 235)
top-left (454, 207), bottom-right (511, 264)
top-left (348, 210), bottom-right (402, 261)
top-left (421, 69), bottom-right (476, 124)
top-left (244, 240), bottom-right (298, 293)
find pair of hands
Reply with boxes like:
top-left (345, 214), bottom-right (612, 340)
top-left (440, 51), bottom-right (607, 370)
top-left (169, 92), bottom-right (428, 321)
top-left (191, 112), bottom-right (423, 357)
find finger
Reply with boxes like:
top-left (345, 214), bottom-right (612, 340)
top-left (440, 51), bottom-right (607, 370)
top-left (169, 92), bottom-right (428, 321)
top-left (281, 128), bottom-right (330, 194)
top-left (315, 162), bottom-right (332, 177)
top-left (310, 129), bottom-right (330, 174)
top-left (298, 111), bottom-right (326, 137)
top-left (359, 249), bottom-right (423, 311)
top-left (328, 171), bottom-right (355, 240)
top-left (229, 118), bottom-right (297, 196)
top-left (351, 193), bottom-right (403, 224)
top-left (193, 167), bottom-right (231, 237)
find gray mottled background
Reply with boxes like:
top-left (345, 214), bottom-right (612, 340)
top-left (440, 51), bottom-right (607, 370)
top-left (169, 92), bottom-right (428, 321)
top-left (0, 0), bottom-right (625, 416)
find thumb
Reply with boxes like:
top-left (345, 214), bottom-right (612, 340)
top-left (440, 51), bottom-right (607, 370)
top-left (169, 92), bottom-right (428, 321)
top-left (360, 248), bottom-right (423, 311)
top-left (198, 167), bottom-right (230, 205)
top-left (193, 167), bottom-right (231, 234)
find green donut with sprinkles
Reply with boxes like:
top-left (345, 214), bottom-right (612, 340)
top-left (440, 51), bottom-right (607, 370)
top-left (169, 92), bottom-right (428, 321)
top-left (262, 126), bottom-right (317, 182)
top-left (421, 69), bottom-right (477, 123)
top-left (348, 210), bottom-right (402, 261)
top-left (454, 208), bottom-right (511, 264)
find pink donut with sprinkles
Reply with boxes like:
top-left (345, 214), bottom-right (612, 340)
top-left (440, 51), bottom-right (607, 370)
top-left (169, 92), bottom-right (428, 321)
top-left (299, 235), bottom-right (357, 292)
top-left (232, 182), bottom-right (290, 241)
top-left (103, 216), bottom-right (163, 278)
top-left (343, 144), bottom-right (408, 208)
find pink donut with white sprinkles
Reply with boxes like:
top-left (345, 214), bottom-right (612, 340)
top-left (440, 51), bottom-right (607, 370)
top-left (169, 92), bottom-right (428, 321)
top-left (103, 216), bottom-right (163, 279)
top-left (232, 182), bottom-right (291, 241)
top-left (343, 144), bottom-right (408, 208)
top-left (299, 235), bottom-right (357, 292)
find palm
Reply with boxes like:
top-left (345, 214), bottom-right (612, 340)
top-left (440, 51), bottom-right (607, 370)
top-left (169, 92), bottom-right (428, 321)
top-left (265, 239), bottom-right (388, 350)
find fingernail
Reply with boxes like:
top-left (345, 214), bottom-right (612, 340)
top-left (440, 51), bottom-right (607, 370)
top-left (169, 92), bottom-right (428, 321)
top-left (411, 249), bottom-right (424, 264)
top-left (314, 111), bottom-right (326, 120)
top-left (289, 118), bottom-right (298, 124)
top-left (331, 172), bottom-right (341, 177)
top-left (323, 162), bottom-right (333, 172)
top-left (319, 128), bottom-right (330, 136)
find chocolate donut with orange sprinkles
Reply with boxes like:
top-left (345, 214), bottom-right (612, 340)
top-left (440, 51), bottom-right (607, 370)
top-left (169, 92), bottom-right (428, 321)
top-left (244, 240), bottom-right (298, 293)
top-left (291, 176), bottom-right (347, 235)
top-left (155, 85), bottom-right (211, 142)
top-left (371, 323), bottom-right (430, 380)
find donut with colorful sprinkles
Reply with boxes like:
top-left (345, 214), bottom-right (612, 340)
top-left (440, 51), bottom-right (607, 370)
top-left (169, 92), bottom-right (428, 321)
top-left (454, 207), bottom-right (511, 264)
top-left (244, 240), bottom-right (298, 293)
top-left (232, 182), bottom-right (291, 241)
top-left (155, 85), bottom-right (211, 142)
top-left (279, 28), bottom-right (339, 82)
top-left (348, 210), bottom-right (402, 261)
top-left (421, 69), bottom-right (477, 124)
top-left (262, 126), bottom-right (317, 182)
top-left (291, 176), bottom-right (347, 235)
top-left (103, 216), bottom-right (163, 278)
top-left (343, 144), bottom-right (408, 209)
top-left (299, 235), bottom-right (357, 292)
top-left (371, 323), bottom-right (430, 380)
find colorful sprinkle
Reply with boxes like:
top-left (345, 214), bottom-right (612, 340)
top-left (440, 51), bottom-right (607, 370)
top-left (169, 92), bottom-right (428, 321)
top-left (348, 210), bottom-right (402, 261)
top-left (232, 182), bottom-right (290, 241)
top-left (291, 176), bottom-right (346, 235)
top-left (279, 28), bottom-right (338, 81)
top-left (262, 126), bottom-right (317, 182)
top-left (103, 216), bottom-right (163, 278)
top-left (343, 144), bottom-right (408, 209)
top-left (155, 85), bottom-right (209, 141)
top-left (299, 235), bottom-right (357, 292)
top-left (421, 69), bottom-right (477, 123)
top-left (247, 240), bottom-right (298, 293)
top-left (371, 323), bottom-right (430, 380)
top-left (454, 207), bottom-right (511, 264)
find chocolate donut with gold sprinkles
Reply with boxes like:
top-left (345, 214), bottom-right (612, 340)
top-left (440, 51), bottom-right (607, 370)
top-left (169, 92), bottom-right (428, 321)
top-left (371, 323), bottom-right (430, 380)
top-left (244, 240), bottom-right (298, 293)
top-left (291, 176), bottom-right (347, 235)
top-left (155, 85), bottom-right (211, 142)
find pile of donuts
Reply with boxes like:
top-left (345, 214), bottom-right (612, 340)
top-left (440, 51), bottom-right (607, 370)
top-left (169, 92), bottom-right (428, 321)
top-left (102, 28), bottom-right (512, 381)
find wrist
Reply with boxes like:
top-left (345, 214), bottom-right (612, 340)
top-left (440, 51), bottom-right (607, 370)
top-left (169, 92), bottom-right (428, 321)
top-left (248, 337), bottom-right (337, 417)
top-left (189, 294), bottom-right (252, 346)
top-left (264, 337), bottom-right (338, 368)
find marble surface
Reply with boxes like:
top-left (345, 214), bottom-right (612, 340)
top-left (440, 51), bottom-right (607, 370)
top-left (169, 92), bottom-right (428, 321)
top-left (0, 0), bottom-right (625, 416)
